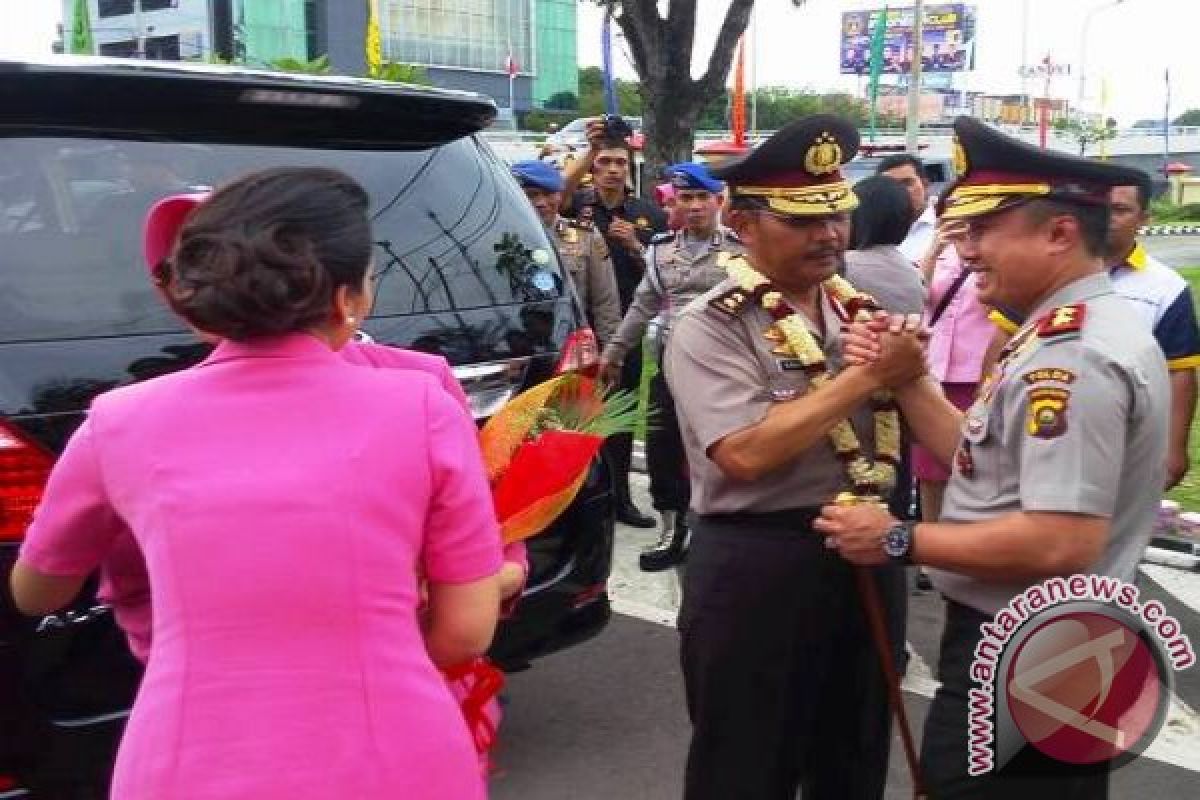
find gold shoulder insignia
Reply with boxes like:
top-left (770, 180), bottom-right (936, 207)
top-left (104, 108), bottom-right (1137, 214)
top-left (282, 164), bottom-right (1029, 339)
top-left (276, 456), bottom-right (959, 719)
top-left (1036, 303), bottom-right (1086, 339)
top-left (709, 287), bottom-right (750, 318)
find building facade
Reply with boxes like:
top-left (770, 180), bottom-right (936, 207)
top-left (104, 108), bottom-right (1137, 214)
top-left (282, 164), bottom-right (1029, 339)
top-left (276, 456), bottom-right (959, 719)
top-left (62, 0), bottom-right (315, 65)
top-left (61, 0), bottom-right (578, 114)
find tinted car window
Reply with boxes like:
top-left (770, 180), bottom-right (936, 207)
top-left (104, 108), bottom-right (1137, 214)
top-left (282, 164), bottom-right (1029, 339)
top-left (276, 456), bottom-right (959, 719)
top-left (0, 136), bottom-right (565, 343)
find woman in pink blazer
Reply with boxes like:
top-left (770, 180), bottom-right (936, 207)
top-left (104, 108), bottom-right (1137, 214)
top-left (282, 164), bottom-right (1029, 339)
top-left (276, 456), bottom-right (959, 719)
top-left (11, 167), bottom-right (502, 799)
top-left (98, 191), bottom-right (527, 663)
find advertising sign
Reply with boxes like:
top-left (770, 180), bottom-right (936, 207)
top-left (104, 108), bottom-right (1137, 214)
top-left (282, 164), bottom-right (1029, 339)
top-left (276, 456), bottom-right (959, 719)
top-left (840, 4), bottom-right (978, 75)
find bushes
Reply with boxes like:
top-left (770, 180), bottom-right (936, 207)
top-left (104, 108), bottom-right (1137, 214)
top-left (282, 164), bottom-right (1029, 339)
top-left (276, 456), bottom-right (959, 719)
top-left (1150, 199), bottom-right (1200, 224)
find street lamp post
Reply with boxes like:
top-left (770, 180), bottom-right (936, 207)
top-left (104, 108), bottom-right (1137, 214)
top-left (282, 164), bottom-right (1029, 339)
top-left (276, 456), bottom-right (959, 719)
top-left (905, 0), bottom-right (924, 153)
top-left (1078, 0), bottom-right (1124, 111)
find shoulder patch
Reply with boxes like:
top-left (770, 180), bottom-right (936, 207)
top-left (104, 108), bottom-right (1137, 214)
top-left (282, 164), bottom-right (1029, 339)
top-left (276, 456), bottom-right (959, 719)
top-left (1025, 386), bottom-right (1071, 439)
top-left (1036, 303), bottom-right (1086, 339)
top-left (708, 287), bottom-right (750, 318)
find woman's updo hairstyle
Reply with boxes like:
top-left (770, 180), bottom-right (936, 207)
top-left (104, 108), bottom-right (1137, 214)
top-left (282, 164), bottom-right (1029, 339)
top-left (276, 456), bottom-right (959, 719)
top-left (164, 166), bottom-right (372, 341)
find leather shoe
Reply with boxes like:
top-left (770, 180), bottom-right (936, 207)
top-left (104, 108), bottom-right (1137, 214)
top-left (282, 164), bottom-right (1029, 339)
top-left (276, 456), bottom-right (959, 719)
top-left (617, 502), bottom-right (656, 528)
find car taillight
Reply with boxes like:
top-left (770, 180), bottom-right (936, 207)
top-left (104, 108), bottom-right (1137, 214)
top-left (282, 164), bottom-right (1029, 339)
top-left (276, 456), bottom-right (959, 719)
top-left (0, 421), bottom-right (54, 542)
top-left (556, 328), bottom-right (600, 376)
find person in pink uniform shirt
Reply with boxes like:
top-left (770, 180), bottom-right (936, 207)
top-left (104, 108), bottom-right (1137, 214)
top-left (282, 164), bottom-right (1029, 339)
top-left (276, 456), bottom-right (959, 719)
top-left (11, 167), bottom-right (503, 800)
top-left (913, 218), bottom-right (994, 526)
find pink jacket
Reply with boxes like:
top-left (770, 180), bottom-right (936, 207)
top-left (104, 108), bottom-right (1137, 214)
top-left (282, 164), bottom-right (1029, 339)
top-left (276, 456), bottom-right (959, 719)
top-left (924, 247), bottom-right (994, 385)
top-left (94, 339), bottom-right (521, 664)
top-left (21, 333), bottom-right (503, 798)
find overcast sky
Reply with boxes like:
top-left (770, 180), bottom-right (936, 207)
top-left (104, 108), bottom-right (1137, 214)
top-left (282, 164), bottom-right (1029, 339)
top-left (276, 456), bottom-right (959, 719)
top-left (3, 0), bottom-right (1197, 125)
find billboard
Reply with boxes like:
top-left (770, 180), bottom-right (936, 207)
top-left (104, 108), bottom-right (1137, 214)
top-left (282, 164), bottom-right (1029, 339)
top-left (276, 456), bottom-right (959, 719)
top-left (840, 4), bottom-right (978, 75)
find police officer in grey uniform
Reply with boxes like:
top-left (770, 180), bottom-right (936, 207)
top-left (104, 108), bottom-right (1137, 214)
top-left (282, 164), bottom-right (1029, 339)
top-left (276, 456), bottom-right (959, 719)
top-left (600, 162), bottom-right (745, 572)
top-left (666, 116), bottom-right (922, 800)
top-left (512, 160), bottom-right (622, 347)
top-left (819, 117), bottom-right (1169, 798)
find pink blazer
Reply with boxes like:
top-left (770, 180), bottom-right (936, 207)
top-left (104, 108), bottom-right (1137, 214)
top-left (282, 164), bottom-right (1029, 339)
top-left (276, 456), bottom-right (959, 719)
top-left (21, 333), bottom-right (502, 798)
top-left (95, 338), bottom-right (518, 662)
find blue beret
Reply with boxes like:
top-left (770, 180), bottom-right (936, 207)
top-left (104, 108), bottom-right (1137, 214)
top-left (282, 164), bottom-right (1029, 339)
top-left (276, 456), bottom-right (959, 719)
top-left (666, 162), bottom-right (724, 194)
top-left (512, 160), bottom-right (565, 192)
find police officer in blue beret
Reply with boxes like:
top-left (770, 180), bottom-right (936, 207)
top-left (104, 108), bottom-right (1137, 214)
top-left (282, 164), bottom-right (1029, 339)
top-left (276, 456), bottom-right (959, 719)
top-left (600, 162), bottom-right (745, 571)
top-left (512, 160), bottom-right (621, 350)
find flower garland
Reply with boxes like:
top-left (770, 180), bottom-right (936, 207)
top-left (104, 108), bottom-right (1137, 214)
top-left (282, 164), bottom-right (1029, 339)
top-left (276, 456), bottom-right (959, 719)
top-left (725, 255), bottom-right (901, 499)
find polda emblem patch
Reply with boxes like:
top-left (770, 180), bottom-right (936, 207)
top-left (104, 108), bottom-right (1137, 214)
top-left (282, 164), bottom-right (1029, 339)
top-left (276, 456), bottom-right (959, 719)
top-left (1026, 387), bottom-right (1070, 439)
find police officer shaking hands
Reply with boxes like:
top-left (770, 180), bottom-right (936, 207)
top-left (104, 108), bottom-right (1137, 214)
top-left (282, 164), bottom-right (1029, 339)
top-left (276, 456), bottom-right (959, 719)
top-left (820, 117), bottom-right (1169, 798)
top-left (666, 115), bottom-right (920, 799)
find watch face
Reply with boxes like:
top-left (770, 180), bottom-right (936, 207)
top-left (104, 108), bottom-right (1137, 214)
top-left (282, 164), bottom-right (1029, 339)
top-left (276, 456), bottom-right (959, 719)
top-left (884, 525), bottom-right (910, 558)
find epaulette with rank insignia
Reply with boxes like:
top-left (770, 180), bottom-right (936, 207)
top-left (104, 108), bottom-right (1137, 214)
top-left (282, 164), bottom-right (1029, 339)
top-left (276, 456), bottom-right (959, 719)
top-left (709, 286), bottom-right (750, 317)
top-left (1035, 303), bottom-right (1086, 340)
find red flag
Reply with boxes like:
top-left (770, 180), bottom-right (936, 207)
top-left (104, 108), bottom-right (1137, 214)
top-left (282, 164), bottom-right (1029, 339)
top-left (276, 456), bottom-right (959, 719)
top-left (505, 51), bottom-right (518, 78)
top-left (731, 36), bottom-right (747, 148)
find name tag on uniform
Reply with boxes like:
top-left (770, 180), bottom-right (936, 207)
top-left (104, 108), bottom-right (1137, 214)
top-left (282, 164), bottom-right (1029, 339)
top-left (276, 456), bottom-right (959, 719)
top-left (777, 359), bottom-right (806, 371)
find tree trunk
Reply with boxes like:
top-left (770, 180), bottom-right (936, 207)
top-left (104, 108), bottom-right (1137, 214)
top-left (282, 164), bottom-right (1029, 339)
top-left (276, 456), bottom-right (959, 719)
top-left (606, 0), bottom-right (757, 200)
top-left (640, 83), bottom-right (702, 200)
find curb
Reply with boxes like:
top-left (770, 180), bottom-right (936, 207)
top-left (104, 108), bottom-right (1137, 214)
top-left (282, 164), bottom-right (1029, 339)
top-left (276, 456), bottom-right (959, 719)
top-left (1139, 225), bottom-right (1200, 236)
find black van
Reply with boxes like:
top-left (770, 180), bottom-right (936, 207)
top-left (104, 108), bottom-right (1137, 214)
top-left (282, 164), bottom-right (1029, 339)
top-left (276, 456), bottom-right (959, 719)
top-left (0, 57), bottom-right (614, 798)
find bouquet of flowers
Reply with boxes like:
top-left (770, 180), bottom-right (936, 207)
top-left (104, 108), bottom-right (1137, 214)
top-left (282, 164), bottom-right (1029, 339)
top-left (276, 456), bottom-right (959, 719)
top-left (479, 373), bottom-right (641, 544)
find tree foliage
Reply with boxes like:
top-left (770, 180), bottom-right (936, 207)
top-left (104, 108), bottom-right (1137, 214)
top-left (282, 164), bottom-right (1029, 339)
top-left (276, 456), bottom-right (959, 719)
top-left (573, 66), bottom-right (870, 132)
top-left (370, 61), bottom-right (432, 86)
top-left (1062, 118), bottom-right (1118, 156)
top-left (1174, 109), bottom-right (1200, 127)
top-left (266, 55), bottom-right (332, 75)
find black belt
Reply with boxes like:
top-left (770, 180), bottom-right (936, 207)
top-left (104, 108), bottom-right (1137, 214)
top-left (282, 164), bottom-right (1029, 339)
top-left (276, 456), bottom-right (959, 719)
top-left (694, 507), bottom-right (822, 539)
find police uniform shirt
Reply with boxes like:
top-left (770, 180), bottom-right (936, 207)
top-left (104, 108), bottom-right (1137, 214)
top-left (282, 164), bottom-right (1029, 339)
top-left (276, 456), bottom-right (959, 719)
top-left (550, 218), bottom-right (622, 345)
top-left (665, 279), bottom-right (876, 514)
top-left (604, 229), bottom-right (746, 364)
top-left (566, 189), bottom-right (668, 308)
top-left (990, 242), bottom-right (1200, 372)
top-left (931, 273), bottom-right (1170, 615)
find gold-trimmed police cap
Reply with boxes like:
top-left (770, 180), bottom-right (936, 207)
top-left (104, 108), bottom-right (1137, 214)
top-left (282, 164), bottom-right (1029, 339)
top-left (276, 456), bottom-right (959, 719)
top-left (941, 116), bottom-right (1149, 220)
top-left (710, 114), bottom-right (860, 216)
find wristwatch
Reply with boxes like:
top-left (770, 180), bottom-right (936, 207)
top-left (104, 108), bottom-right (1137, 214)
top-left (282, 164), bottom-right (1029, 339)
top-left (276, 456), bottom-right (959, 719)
top-left (883, 520), bottom-right (916, 564)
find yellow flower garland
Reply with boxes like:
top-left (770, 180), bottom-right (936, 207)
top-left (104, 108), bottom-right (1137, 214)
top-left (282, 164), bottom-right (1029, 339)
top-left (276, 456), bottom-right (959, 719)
top-left (725, 255), bottom-right (901, 499)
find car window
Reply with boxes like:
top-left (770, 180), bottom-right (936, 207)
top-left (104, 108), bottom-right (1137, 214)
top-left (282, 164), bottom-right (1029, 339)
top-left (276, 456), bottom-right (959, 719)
top-left (0, 136), bottom-right (563, 343)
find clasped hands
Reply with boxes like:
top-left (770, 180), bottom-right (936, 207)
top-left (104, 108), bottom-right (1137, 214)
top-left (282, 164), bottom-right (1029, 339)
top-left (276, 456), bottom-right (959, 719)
top-left (812, 312), bottom-right (931, 565)
top-left (843, 310), bottom-right (930, 390)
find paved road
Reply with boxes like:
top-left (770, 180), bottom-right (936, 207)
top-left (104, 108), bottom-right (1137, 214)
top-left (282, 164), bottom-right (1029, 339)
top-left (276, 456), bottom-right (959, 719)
top-left (1145, 235), bottom-right (1200, 269)
top-left (490, 475), bottom-right (1200, 799)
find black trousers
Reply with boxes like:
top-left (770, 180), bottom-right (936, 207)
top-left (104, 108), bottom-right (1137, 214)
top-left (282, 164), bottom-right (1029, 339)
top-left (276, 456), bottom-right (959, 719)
top-left (603, 346), bottom-right (643, 490)
top-left (921, 599), bottom-right (1111, 799)
top-left (646, 358), bottom-right (689, 512)
top-left (679, 512), bottom-right (906, 800)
